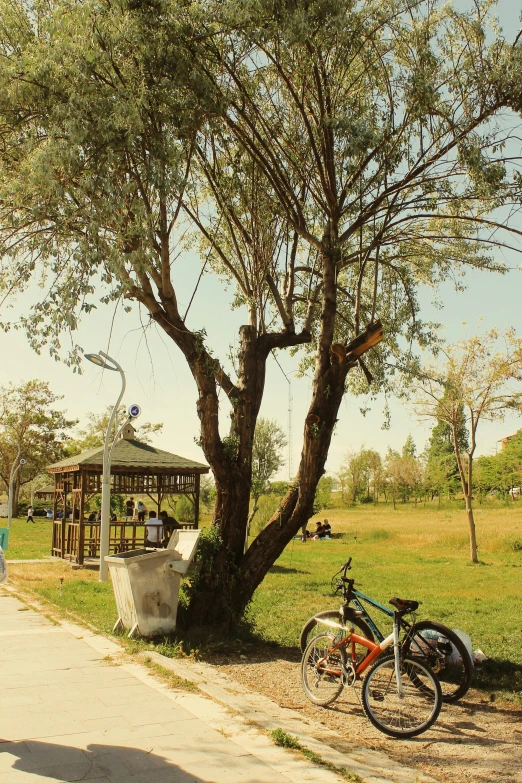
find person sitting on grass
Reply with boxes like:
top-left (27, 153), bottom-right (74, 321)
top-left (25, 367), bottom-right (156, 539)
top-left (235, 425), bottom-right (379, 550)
top-left (323, 519), bottom-right (332, 538)
top-left (313, 521), bottom-right (325, 539)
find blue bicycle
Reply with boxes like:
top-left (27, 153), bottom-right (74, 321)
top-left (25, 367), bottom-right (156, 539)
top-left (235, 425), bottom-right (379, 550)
top-left (299, 558), bottom-right (473, 702)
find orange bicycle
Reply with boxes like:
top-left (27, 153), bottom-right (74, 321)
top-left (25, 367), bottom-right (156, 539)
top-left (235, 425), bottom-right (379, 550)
top-left (301, 597), bottom-right (442, 738)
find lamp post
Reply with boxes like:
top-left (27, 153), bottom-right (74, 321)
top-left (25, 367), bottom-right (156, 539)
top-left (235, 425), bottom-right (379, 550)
top-left (84, 351), bottom-right (126, 582)
top-left (7, 447), bottom-right (25, 529)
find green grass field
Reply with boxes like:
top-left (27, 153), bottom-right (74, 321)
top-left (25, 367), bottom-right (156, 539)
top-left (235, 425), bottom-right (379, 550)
top-left (1, 517), bottom-right (52, 559)
top-left (5, 501), bottom-right (522, 698)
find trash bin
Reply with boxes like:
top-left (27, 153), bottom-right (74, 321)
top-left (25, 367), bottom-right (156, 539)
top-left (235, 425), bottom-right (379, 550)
top-left (0, 528), bottom-right (8, 551)
top-left (106, 530), bottom-right (201, 638)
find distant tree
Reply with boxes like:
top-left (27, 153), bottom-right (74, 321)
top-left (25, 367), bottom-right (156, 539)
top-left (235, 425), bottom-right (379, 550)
top-left (0, 381), bottom-right (76, 515)
top-left (385, 448), bottom-right (402, 509)
top-left (199, 475), bottom-right (216, 513)
top-left (247, 418), bottom-right (287, 539)
top-left (413, 330), bottom-right (522, 562)
top-left (314, 476), bottom-right (333, 513)
top-left (341, 449), bottom-right (368, 503)
top-left (424, 398), bottom-right (469, 501)
top-left (176, 495), bottom-right (195, 525)
top-left (67, 406), bottom-right (163, 454)
top-left (402, 435), bottom-right (417, 459)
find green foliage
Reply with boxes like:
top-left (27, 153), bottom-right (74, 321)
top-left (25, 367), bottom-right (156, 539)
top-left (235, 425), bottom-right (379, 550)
top-left (92, 493), bottom-right (125, 516)
top-left (251, 418), bottom-right (287, 501)
top-left (179, 526), bottom-right (247, 630)
top-left (0, 380), bottom-right (76, 506)
top-left (66, 406), bottom-right (163, 455)
top-left (339, 448), bottom-right (383, 504)
top-left (175, 495), bottom-right (195, 524)
top-left (199, 475), bottom-right (216, 512)
top-left (270, 729), bottom-right (301, 750)
top-left (314, 476), bottom-right (333, 513)
top-left (270, 728), bottom-right (363, 782)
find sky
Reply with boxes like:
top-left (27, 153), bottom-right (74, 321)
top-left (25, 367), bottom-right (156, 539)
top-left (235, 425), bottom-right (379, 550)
top-left (1, 0), bottom-right (521, 480)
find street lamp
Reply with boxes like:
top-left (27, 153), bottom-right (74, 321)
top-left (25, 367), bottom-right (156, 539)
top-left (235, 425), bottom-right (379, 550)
top-left (7, 447), bottom-right (25, 529)
top-left (84, 351), bottom-right (126, 582)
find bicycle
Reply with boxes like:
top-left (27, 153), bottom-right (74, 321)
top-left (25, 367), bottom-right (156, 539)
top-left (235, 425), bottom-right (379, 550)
top-left (300, 558), bottom-right (473, 703)
top-left (301, 596), bottom-right (443, 738)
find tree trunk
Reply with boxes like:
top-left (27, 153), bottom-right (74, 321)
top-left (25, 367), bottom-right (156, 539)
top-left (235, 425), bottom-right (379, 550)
top-left (184, 242), bottom-right (383, 626)
top-left (452, 425), bottom-right (478, 564)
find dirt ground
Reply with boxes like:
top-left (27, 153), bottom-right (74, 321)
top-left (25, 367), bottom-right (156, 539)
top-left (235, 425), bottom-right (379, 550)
top-left (212, 648), bottom-right (522, 783)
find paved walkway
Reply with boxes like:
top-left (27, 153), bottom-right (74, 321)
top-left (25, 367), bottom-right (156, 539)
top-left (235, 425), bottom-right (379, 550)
top-left (0, 591), bottom-right (439, 783)
top-left (0, 593), bottom-right (347, 783)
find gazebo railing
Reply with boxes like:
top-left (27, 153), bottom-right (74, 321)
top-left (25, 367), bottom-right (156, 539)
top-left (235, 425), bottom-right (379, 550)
top-left (52, 518), bottom-right (196, 565)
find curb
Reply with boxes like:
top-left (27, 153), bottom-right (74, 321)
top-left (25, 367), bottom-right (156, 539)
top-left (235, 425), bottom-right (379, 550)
top-left (145, 650), bottom-right (440, 783)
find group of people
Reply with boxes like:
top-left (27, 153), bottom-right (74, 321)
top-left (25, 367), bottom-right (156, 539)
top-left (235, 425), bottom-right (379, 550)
top-left (125, 497), bottom-right (147, 522)
top-left (302, 518), bottom-right (332, 541)
top-left (29, 495), bottom-right (183, 549)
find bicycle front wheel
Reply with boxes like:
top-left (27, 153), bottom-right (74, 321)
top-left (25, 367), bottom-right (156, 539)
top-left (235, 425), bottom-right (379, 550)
top-left (361, 654), bottom-right (442, 738)
top-left (301, 633), bottom-right (345, 706)
top-left (403, 621), bottom-right (473, 702)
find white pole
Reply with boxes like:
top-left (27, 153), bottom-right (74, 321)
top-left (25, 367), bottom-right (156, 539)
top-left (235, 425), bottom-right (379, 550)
top-left (99, 353), bottom-right (126, 582)
top-left (7, 445), bottom-right (21, 529)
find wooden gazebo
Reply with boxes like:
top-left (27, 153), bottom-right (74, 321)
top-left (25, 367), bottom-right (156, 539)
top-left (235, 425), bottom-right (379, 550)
top-left (48, 422), bottom-right (209, 565)
top-left (34, 484), bottom-right (55, 502)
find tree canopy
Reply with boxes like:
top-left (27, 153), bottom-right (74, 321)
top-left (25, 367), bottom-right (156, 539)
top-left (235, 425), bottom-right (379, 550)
top-left (0, 380), bottom-right (76, 514)
top-left (2, 0), bottom-right (522, 622)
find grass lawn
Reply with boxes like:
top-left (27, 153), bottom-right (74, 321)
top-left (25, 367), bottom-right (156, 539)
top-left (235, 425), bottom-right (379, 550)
top-left (5, 500), bottom-right (522, 698)
top-left (2, 517), bottom-right (53, 560)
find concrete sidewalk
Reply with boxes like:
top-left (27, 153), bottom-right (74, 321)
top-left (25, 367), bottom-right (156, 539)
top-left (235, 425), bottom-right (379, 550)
top-left (0, 592), bottom-right (353, 783)
top-left (0, 591), bottom-right (438, 783)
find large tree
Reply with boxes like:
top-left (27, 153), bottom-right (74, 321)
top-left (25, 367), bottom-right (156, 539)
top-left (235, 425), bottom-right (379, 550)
top-left (0, 381), bottom-right (76, 515)
top-left (1, 0), bottom-right (522, 623)
top-left (413, 330), bottom-right (522, 562)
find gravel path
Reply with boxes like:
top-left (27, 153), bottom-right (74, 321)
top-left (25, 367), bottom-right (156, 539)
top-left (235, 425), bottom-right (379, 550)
top-left (213, 648), bottom-right (522, 783)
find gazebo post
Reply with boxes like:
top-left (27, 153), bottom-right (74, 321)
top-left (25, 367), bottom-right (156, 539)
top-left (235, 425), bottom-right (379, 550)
top-left (61, 478), bottom-right (66, 559)
top-left (194, 473), bottom-right (200, 530)
top-left (78, 471), bottom-right (85, 566)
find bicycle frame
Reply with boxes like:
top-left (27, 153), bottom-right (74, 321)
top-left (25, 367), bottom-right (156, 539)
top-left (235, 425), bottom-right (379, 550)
top-left (350, 589), bottom-right (392, 642)
top-left (313, 619), bottom-right (404, 695)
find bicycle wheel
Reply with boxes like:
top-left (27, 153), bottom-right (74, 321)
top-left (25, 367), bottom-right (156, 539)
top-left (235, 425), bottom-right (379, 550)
top-left (301, 633), bottom-right (345, 706)
top-left (403, 621), bottom-right (473, 703)
top-left (361, 654), bottom-right (442, 739)
top-left (299, 609), bottom-right (375, 653)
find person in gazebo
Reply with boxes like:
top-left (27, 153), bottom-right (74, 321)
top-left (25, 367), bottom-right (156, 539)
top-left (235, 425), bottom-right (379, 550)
top-left (144, 510), bottom-right (163, 549)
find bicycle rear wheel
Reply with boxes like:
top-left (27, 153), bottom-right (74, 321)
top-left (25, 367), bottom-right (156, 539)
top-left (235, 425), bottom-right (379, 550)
top-left (299, 609), bottom-right (374, 653)
top-left (361, 654), bottom-right (442, 738)
top-left (403, 621), bottom-right (473, 702)
top-left (301, 633), bottom-right (345, 706)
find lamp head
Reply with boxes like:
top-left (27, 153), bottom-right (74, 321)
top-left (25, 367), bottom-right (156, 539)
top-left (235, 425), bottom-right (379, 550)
top-left (84, 352), bottom-right (118, 371)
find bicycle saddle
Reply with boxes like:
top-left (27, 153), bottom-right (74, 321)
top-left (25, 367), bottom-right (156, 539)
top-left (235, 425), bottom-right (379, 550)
top-left (389, 597), bottom-right (419, 613)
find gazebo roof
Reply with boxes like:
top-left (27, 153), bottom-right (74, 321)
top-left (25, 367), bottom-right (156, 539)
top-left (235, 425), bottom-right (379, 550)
top-left (47, 435), bottom-right (209, 475)
top-left (35, 484), bottom-right (55, 495)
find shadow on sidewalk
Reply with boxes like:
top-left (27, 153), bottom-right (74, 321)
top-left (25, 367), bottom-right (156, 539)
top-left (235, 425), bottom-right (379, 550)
top-left (0, 737), bottom-right (248, 782)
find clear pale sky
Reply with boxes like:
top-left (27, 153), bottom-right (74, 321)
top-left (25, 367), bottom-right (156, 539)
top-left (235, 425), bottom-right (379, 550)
top-left (1, 0), bottom-right (521, 479)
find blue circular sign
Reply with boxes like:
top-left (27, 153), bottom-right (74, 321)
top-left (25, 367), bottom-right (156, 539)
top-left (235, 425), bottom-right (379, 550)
top-left (128, 404), bottom-right (141, 419)
top-left (20, 459), bottom-right (26, 465)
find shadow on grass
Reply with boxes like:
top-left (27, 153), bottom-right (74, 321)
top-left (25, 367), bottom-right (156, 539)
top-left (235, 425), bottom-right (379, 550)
top-left (473, 658), bottom-right (522, 698)
top-left (269, 564), bottom-right (309, 575)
